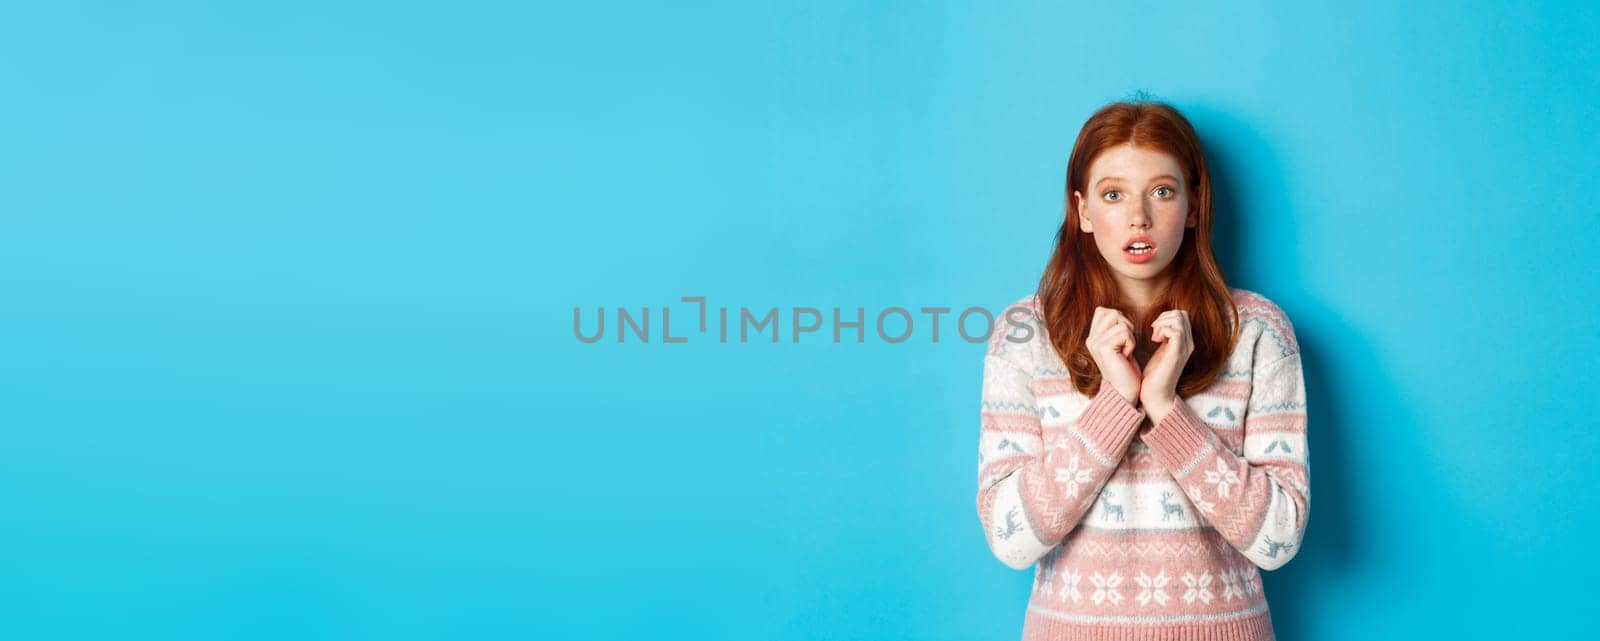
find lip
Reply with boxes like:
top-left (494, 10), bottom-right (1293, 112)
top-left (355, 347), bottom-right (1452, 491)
top-left (1123, 234), bottom-right (1156, 264)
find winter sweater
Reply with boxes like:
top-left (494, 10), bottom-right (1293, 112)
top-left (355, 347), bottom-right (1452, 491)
top-left (975, 288), bottom-right (1309, 641)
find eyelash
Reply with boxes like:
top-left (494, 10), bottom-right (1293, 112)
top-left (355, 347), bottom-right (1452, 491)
top-left (1104, 186), bottom-right (1176, 201)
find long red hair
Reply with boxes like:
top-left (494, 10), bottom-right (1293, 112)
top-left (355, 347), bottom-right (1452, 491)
top-left (1035, 100), bottom-right (1240, 398)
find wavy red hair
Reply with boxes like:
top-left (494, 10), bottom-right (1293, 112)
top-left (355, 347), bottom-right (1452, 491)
top-left (1035, 100), bottom-right (1240, 398)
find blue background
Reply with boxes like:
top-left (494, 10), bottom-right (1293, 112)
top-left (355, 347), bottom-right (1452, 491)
top-left (2, 1), bottom-right (1596, 639)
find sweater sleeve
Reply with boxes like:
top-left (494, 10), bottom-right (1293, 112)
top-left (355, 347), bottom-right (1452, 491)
top-left (1139, 351), bottom-right (1310, 571)
top-left (975, 350), bottom-right (1148, 571)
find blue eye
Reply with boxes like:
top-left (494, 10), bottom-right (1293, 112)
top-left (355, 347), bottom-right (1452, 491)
top-left (1104, 190), bottom-right (1121, 201)
top-left (1155, 186), bottom-right (1174, 198)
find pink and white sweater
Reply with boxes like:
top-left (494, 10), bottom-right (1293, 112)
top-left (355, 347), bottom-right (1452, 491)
top-left (976, 288), bottom-right (1309, 641)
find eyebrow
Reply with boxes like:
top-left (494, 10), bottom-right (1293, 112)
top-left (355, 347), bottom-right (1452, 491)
top-left (1095, 174), bottom-right (1179, 188)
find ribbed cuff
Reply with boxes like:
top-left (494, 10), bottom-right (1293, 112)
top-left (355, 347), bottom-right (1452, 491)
top-left (1075, 384), bottom-right (1147, 465)
top-left (1140, 396), bottom-right (1215, 479)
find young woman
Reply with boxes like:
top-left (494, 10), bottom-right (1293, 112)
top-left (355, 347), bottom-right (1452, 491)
top-left (975, 100), bottom-right (1309, 641)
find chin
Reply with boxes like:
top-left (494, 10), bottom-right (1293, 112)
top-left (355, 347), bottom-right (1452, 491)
top-left (1118, 263), bottom-right (1173, 278)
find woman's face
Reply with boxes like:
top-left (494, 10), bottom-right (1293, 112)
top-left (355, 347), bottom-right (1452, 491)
top-left (1073, 143), bottom-right (1196, 290)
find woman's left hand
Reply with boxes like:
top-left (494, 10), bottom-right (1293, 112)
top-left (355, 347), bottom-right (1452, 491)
top-left (1139, 309), bottom-right (1194, 421)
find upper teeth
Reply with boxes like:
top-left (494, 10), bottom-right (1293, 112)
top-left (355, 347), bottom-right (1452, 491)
top-left (1130, 242), bottom-right (1151, 249)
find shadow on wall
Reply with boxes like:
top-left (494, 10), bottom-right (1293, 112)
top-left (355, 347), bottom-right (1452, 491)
top-left (1184, 102), bottom-right (1432, 639)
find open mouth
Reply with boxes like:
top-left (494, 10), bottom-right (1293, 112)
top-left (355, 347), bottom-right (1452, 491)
top-left (1123, 236), bottom-right (1156, 254)
top-left (1123, 237), bottom-right (1156, 263)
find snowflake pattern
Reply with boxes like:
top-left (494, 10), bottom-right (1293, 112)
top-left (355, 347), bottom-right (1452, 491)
top-left (1186, 483), bottom-right (1217, 515)
top-left (1219, 569), bottom-right (1244, 601)
top-left (1043, 564), bottom-right (1263, 609)
top-left (1042, 431), bottom-right (1067, 450)
top-left (1242, 569), bottom-right (1262, 596)
top-left (1056, 568), bottom-right (1083, 603)
top-left (1054, 453), bottom-right (1093, 499)
top-left (1089, 570), bottom-right (1124, 606)
top-left (1180, 570), bottom-right (1214, 605)
top-left (1134, 569), bottom-right (1170, 606)
top-left (1203, 457), bottom-right (1240, 499)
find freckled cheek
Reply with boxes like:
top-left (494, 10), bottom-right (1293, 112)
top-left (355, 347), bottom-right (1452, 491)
top-left (1154, 198), bottom-right (1186, 213)
top-left (1155, 203), bottom-right (1188, 225)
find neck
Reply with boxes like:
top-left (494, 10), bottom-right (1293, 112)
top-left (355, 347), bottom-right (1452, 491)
top-left (1116, 272), bottom-right (1173, 319)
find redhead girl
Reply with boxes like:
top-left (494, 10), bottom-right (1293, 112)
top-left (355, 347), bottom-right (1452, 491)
top-left (976, 100), bottom-right (1309, 641)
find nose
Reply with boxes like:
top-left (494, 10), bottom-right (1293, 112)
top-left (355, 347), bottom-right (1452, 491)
top-left (1129, 200), bottom-right (1152, 229)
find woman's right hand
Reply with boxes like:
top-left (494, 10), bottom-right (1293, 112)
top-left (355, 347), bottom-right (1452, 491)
top-left (1087, 306), bottom-right (1142, 406)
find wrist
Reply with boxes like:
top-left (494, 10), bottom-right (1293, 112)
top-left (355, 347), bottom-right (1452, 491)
top-left (1142, 395), bottom-right (1175, 422)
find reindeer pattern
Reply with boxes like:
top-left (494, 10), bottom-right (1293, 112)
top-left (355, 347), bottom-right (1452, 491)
top-left (1258, 535), bottom-right (1294, 559)
top-left (996, 506), bottom-right (1023, 541)
top-left (1083, 483), bottom-right (1203, 527)
top-left (1097, 490), bottom-right (1124, 522)
top-left (1158, 491), bottom-right (1186, 521)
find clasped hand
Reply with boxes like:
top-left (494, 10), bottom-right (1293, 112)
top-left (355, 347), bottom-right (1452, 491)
top-left (1086, 306), bottom-right (1194, 423)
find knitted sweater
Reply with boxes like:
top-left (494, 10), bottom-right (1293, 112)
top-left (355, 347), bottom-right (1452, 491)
top-left (975, 288), bottom-right (1309, 641)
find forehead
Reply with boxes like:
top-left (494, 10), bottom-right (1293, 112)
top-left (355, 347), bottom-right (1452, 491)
top-left (1088, 144), bottom-right (1184, 183)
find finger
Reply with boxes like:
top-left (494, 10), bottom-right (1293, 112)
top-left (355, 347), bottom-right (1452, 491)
top-left (1098, 310), bottom-right (1129, 340)
top-left (1088, 308), bottom-right (1112, 347)
top-left (1152, 310), bottom-right (1183, 324)
top-left (1095, 307), bottom-right (1121, 336)
top-left (1116, 316), bottom-right (1136, 343)
top-left (1163, 314), bottom-right (1191, 349)
top-left (1163, 324), bottom-right (1186, 354)
top-left (1150, 323), bottom-right (1177, 348)
top-left (1107, 309), bottom-right (1133, 332)
top-left (1152, 314), bottom-right (1186, 337)
top-left (1149, 316), bottom-right (1177, 341)
top-left (1092, 313), bottom-right (1130, 357)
